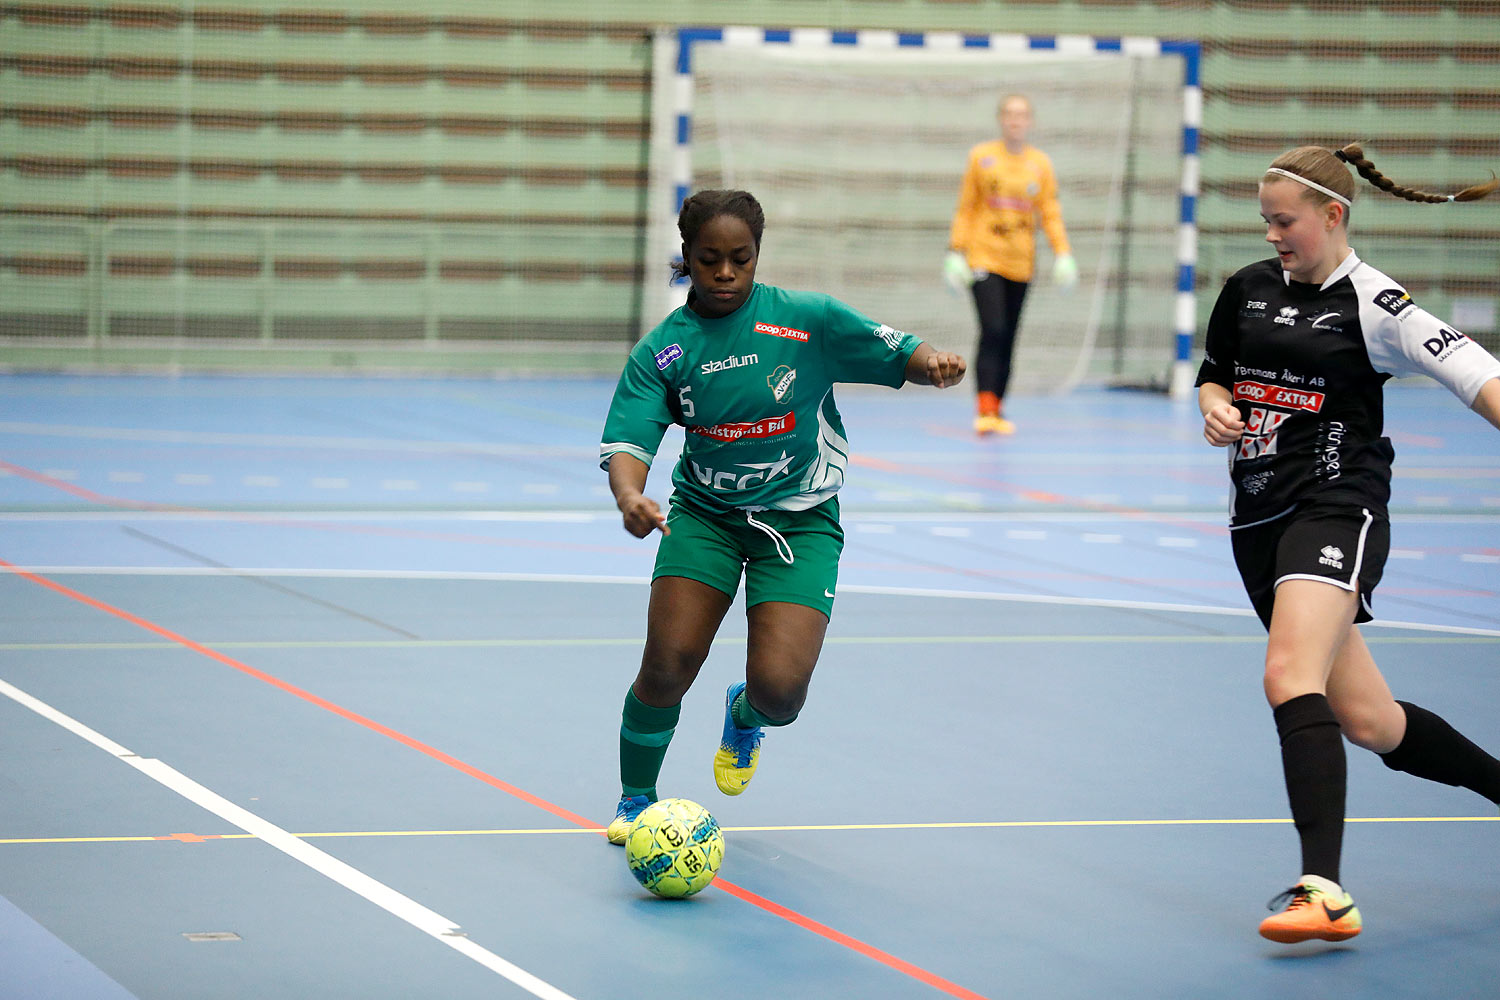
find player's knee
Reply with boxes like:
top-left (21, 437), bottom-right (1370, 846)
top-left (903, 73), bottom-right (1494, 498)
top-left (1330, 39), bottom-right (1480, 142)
top-left (636, 643), bottom-right (707, 699)
top-left (746, 678), bottom-right (806, 724)
top-left (1261, 651), bottom-right (1317, 706)
top-left (1333, 699), bottom-right (1402, 753)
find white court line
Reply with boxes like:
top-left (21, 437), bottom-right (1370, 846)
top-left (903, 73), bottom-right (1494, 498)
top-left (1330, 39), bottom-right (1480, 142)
top-left (0, 511), bottom-right (603, 523)
top-left (0, 677), bottom-right (579, 1000)
top-left (3, 509), bottom-right (1497, 525)
top-left (11, 566), bottom-right (1500, 637)
top-left (0, 422), bottom-right (591, 457)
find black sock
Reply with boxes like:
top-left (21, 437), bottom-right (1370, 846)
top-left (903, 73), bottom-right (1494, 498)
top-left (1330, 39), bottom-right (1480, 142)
top-left (1380, 701), bottom-right (1500, 804)
top-left (1273, 693), bottom-right (1346, 884)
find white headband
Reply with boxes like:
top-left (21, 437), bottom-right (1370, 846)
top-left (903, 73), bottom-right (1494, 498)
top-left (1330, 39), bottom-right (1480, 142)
top-left (1264, 167), bottom-right (1352, 207)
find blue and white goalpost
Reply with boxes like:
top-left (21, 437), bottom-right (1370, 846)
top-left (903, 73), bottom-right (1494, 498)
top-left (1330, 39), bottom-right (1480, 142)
top-left (646, 27), bottom-right (1202, 399)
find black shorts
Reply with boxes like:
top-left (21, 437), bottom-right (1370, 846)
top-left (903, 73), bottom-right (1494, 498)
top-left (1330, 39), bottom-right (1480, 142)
top-left (1230, 503), bottom-right (1390, 630)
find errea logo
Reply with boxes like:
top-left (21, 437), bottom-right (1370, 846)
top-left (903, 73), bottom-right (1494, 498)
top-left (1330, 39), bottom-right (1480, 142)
top-left (1274, 306), bottom-right (1299, 326)
top-left (1319, 545), bottom-right (1344, 569)
top-left (872, 324), bottom-right (905, 351)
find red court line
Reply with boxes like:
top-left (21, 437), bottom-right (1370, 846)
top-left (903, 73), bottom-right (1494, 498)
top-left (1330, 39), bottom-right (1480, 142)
top-left (0, 557), bottom-right (992, 1000)
top-left (0, 459), bottom-right (186, 511)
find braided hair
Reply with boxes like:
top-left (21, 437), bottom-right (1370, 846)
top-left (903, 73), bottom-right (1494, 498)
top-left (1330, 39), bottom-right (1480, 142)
top-left (669, 189), bottom-right (766, 282)
top-left (1335, 142), bottom-right (1499, 204)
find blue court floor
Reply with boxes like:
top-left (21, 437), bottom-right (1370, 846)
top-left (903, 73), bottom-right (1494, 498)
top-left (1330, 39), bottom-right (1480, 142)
top-left (1, 374), bottom-right (1497, 1000)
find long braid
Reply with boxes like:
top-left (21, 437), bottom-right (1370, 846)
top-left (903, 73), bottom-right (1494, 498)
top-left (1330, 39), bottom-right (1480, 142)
top-left (1335, 143), bottom-right (1499, 204)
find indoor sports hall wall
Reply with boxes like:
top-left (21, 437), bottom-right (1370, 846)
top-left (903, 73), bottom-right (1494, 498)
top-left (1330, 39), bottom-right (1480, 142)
top-left (2, 0), bottom-right (1497, 375)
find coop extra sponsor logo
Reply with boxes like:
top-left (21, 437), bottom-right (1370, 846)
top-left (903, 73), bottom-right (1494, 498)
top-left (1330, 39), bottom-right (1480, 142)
top-left (688, 411), bottom-right (796, 443)
top-left (654, 343), bottom-right (683, 370)
top-left (754, 322), bottom-right (811, 342)
top-left (1233, 380), bottom-right (1325, 412)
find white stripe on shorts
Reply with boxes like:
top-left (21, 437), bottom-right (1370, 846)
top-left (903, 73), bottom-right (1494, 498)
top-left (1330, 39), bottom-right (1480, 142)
top-left (1271, 507), bottom-right (1375, 594)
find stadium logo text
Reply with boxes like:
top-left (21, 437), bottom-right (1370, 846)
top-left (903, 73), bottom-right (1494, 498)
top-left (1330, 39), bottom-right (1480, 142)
top-left (701, 353), bottom-right (759, 375)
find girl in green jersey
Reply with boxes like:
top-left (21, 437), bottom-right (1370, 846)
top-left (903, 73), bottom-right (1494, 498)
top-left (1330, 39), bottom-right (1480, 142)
top-left (601, 189), bottom-right (966, 843)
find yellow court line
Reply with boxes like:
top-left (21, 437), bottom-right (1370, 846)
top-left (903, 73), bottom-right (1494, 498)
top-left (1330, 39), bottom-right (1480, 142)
top-left (1, 635), bottom-right (1496, 652)
top-left (3, 815), bottom-right (1495, 846)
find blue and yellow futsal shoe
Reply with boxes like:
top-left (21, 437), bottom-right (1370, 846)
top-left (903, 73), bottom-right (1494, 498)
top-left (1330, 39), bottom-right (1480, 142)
top-left (713, 681), bottom-right (763, 796)
top-left (606, 793), bottom-right (652, 846)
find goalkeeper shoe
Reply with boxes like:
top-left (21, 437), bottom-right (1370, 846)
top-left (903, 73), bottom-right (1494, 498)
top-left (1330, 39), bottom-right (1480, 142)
top-left (1258, 875), bottom-right (1362, 943)
top-left (713, 681), bottom-right (763, 796)
top-left (974, 415), bottom-right (1016, 436)
top-left (605, 793), bottom-right (652, 846)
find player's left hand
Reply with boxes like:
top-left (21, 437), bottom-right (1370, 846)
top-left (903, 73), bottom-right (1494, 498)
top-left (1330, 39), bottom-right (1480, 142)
top-left (1052, 253), bottom-right (1078, 290)
top-left (926, 351), bottom-right (967, 388)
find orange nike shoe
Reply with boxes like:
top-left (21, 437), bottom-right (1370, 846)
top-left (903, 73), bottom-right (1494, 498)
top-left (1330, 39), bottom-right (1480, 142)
top-left (973, 415), bottom-right (1016, 436)
top-left (1258, 875), bottom-right (1362, 943)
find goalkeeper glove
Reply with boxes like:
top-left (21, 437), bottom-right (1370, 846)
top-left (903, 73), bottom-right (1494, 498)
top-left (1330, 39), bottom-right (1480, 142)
top-left (943, 250), bottom-right (974, 294)
top-left (1052, 253), bottom-right (1078, 290)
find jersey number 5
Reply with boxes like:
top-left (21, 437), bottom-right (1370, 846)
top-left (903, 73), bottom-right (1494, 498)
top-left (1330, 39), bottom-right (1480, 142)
top-left (678, 386), bottom-right (695, 419)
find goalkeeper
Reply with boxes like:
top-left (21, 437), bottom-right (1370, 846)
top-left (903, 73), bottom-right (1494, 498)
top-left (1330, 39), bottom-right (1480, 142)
top-left (599, 189), bottom-right (966, 843)
top-left (945, 94), bottom-right (1076, 435)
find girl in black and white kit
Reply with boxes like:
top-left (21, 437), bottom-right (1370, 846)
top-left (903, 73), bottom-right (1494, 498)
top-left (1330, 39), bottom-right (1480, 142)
top-left (1196, 143), bottom-right (1500, 944)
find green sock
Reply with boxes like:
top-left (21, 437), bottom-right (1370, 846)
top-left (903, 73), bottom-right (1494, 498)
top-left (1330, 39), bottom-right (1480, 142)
top-left (620, 687), bottom-right (680, 799)
top-left (731, 688), bottom-right (797, 729)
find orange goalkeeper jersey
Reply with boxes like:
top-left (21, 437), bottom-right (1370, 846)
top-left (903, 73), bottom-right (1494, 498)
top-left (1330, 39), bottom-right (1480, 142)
top-left (948, 141), bottom-right (1070, 283)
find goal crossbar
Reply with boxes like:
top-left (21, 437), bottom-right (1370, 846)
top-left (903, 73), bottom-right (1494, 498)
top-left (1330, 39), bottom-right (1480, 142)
top-left (651, 26), bottom-right (1203, 398)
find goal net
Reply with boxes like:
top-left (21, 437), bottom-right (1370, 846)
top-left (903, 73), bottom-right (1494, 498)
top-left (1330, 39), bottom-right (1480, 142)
top-left (648, 30), bottom-right (1197, 395)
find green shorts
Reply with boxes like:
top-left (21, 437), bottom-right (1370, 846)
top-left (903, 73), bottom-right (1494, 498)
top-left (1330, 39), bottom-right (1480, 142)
top-left (653, 496), bottom-right (844, 618)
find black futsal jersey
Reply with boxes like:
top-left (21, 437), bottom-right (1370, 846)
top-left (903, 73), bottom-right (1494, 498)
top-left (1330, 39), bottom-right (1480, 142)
top-left (1196, 251), bottom-right (1500, 529)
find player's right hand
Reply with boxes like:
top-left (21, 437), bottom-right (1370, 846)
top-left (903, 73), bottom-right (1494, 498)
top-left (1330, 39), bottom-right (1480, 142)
top-left (942, 250), bottom-right (974, 294)
top-left (618, 493), bottom-right (669, 538)
top-left (1202, 402), bottom-right (1246, 446)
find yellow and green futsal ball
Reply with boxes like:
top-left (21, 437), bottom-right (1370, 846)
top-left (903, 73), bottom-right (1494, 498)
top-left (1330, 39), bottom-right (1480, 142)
top-left (625, 797), bottom-right (725, 898)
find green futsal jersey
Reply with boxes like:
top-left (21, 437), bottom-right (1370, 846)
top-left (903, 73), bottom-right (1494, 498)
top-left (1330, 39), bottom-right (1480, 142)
top-left (600, 283), bottom-right (922, 513)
